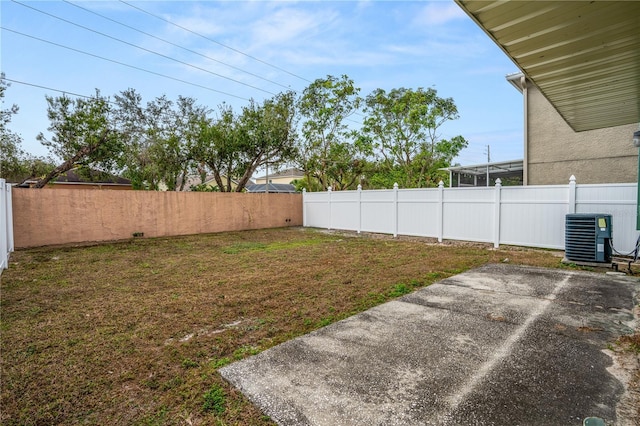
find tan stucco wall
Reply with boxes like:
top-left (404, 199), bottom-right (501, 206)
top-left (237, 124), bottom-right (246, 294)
top-left (12, 188), bottom-right (302, 248)
top-left (527, 85), bottom-right (637, 185)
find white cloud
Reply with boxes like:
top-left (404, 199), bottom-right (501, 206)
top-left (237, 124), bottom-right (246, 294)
top-left (249, 7), bottom-right (339, 48)
top-left (280, 46), bottom-right (393, 68)
top-left (164, 3), bottom-right (246, 38)
top-left (412, 2), bottom-right (468, 27)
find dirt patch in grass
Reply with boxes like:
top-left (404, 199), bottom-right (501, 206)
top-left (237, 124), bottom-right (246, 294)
top-left (0, 227), bottom-right (617, 425)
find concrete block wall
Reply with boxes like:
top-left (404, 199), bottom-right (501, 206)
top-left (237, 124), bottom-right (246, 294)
top-left (12, 188), bottom-right (302, 248)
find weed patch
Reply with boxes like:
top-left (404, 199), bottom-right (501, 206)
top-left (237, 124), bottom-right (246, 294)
top-left (202, 385), bottom-right (226, 414)
top-left (388, 283), bottom-right (413, 298)
top-left (222, 241), bottom-right (267, 254)
top-left (181, 358), bottom-right (199, 369)
top-left (211, 357), bottom-right (232, 369)
top-left (616, 333), bottom-right (640, 353)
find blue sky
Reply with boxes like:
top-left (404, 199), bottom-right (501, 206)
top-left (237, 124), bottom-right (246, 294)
top-left (1, 0), bottom-right (524, 167)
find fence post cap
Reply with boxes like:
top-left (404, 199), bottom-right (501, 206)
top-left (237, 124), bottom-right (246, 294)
top-left (569, 175), bottom-right (576, 183)
top-left (495, 178), bottom-right (502, 186)
top-left (302, 188), bottom-right (306, 193)
top-left (393, 183), bottom-right (399, 189)
top-left (438, 180), bottom-right (444, 188)
top-left (357, 184), bottom-right (362, 190)
top-left (327, 186), bottom-right (332, 192)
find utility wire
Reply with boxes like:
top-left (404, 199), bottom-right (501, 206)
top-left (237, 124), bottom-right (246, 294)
top-left (6, 74), bottom-right (365, 130)
top-left (1, 27), bottom-right (251, 101)
top-left (11, 0), bottom-right (276, 96)
top-left (10, 1), bottom-right (365, 122)
top-left (3, 77), bottom-right (102, 101)
top-left (62, 0), bottom-right (293, 92)
top-left (120, 0), bottom-right (312, 84)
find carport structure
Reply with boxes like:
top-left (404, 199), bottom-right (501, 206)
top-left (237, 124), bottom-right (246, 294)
top-left (442, 159), bottom-right (523, 187)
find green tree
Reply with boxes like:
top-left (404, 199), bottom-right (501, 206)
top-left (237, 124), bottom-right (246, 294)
top-left (362, 87), bottom-right (467, 188)
top-left (113, 89), bottom-right (162, 190)
top-left (192, 103), bottom-right (237, 192)
top-left (0, 74), bottom-right (54, 183)
top-left (147, 95), bottom-right (208, 191)
top-left (113, 90), bottom-right (208, 190)
top-left (235, 91), bottom-right (298, 191)
top-left (35, 90), bottom-right (123, 188)
top-left (322, 141), bottom-right (370, 190)
top-left (0, 74), bottom-right (26, 181)
top-left (193, 91), bottom-right (298, 192)
top-left (297, 75), bottom-right (362, 190)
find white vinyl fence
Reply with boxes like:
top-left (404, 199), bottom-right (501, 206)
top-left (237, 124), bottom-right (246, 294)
top-left (1, 179), bottom-right (15, 272)
top-left (303, 176), bottom-right (639, 254)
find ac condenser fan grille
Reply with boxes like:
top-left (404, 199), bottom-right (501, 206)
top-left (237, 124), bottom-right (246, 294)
top-left (565, 214), bottom-right (612, 263)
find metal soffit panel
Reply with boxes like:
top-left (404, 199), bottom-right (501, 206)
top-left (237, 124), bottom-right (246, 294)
top-left (455, 0), bottom-right (640, 132)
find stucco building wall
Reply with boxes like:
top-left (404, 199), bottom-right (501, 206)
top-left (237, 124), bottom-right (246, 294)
top-left (527, 85), bottom-right (637, 185)
top-left (12, 188), bottom-right (302, 248)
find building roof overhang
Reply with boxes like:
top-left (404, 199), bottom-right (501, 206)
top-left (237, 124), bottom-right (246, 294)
top-left (455, 0), bottom-right (640, 132)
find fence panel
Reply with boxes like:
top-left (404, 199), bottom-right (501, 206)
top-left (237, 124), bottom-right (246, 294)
top-left (361, 189), bottom-right (394, 234)
top-left (303, 191), bottom-right (329, 228)
top-left (329, 190), bottom-right (360, 231)
top-left (576, 183), bottom-right (637, 254)
top-left (1, 179), bottom-right (13, 271)
top-left (397, 188), bottom-right (440, 237)
top-left (499, 185), bottom-right (569, 249)
top-left (303, 179), bottom-right (640, 254)
top-left (442, 187), bottom-right (494, 243)
top-left (6, 182), bottom-right (13, 254)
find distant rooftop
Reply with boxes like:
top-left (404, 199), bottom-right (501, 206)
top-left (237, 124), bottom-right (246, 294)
top-left (254, 168), bottom-right (304, 181)
top-left (245, 183), bottom-right (298, 193)
top-left (18, 168), bottom-right (132, 188)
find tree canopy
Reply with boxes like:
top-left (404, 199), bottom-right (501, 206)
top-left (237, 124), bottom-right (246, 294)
top-left (297, 75), bottom-right (365, 191)
top-left (190, 91), bottom-right (298, 192)
top-left (362, 87), bottom-right (468, 188)
top-left (35, 90), bottom-right (123, 188)
top-left (6, 74), bottom-right (470, 191)
top-left (0, 76), bottom-right (24, 181)
top-left (0, 74), bottom-right (55, 183)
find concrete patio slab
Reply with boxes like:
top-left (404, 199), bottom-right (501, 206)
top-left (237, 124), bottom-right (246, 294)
top-left (219, 264), bottom-right (638, 426)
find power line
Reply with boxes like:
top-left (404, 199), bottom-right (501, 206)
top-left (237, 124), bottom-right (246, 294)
top-left (3, 77), bottom-right (102, 101)
top-left (11, 0), bottom-right (276, 96)
top-left (1, 27), bottom-right (251, 101)
top-left (120, 0), bottom-right (312, 84)
top-left (6, 75), bottom-right (367, 133)
top-left (62, 0), bottom-right (293, 92)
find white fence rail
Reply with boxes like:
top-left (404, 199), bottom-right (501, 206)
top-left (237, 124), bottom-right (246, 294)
top-left (303, 176), bottom-right (639, 254)
top-left (1, 179), bottom-right (14, 272)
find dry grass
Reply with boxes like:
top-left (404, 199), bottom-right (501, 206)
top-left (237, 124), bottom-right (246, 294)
top-left (0, 227), bottom-right (594, 425)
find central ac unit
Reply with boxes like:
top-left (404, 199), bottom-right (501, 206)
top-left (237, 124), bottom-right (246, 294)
top-left (565, 214), bottom-right (612, 263)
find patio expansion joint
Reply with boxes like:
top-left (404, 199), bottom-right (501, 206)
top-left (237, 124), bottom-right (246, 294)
top-left (438, 272), bottom-right (575, 422)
